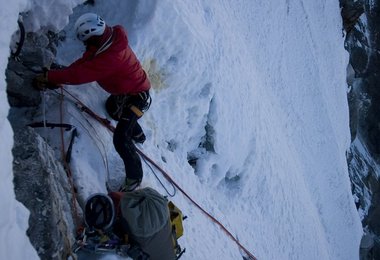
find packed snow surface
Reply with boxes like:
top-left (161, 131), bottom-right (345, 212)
top-left (0, 0), bottom-right (362, 259)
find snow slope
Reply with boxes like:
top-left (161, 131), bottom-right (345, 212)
top-left (1, 0), bottom-right (362, 259)
top-left (0, 1), bottom-right (39, 259)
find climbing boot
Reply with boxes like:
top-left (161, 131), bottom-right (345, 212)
top-left (120, 178), bottom-right (142, 192)
top-left (132, 132), bottom-right (146, 144)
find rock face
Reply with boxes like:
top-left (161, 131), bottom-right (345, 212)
top-left (6, 28), bottom-right (79, 259)
top-left (6, 32), bottom-right (56, 107)
top-left (12, 127), bottom-right (77, 260)
top-left (341, 0), bottom-right (380, 259)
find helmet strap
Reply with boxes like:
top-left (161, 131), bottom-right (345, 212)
top-left (95, 27), bottom-right (114, 56)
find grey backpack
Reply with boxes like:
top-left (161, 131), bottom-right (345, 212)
top-left (120, 187), bottom-right (177, 260)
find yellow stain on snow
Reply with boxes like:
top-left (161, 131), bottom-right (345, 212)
top-left (142, 59), bottom-right (167, 91)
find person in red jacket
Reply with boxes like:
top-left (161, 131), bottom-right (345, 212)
top-left (34, 13), bottom-right (151, 191)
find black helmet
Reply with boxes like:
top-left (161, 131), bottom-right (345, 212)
top-left (84, 193), bottom-right (115, 230)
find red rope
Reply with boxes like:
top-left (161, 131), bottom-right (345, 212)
top-left (61, 88), bottom-right (257, 260)
top-left (58, 88), bottom-right (81, 229)
top-left (137, 150), bottom-right (257, 260)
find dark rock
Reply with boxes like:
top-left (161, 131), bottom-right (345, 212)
top-left (360, 233), bottom-right (375, 260)
top-left (6, 59), bottom-right (41, 107)
top-left (12, 127), bottom-right (78, 260)
top-left (341, 0), bottom-right (364, 33)
top-left (343, 0), bottom-right (380, 258)
top-left (350, 46), bottom-right (369, 76)
top-left (5, 31), bottom-right (57, 108)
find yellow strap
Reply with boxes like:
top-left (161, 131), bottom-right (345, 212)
top-left (169, 201), bottom-right (184, 239)
top-left (130, 105), bottom-right (144, 117)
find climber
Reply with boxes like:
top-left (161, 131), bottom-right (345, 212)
top-left (33, 13), bottom-right (151, 191)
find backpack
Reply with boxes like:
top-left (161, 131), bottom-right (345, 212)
top-left (79, 189), bottom-right (186, 260)
top-left (120, 188), bottom-right (186, 260)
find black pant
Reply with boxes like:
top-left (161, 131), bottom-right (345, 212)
top-left (112, 92), bottom-right (150, 181)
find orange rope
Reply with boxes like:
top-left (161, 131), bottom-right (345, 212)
top-left (61, 88), bottom-right (257, 260)
top-left (137, 150), bottom-right (257, 260)
top-left (58, 88), bottom-right (81, 229)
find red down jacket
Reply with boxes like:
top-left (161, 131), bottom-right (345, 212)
top-left (48, 25), bottom-right (150, 95)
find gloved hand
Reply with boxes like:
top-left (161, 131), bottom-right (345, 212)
top-left (32, 70), bottom-right (60, 90)
top-left (33, 73), bottom-right (48, 90)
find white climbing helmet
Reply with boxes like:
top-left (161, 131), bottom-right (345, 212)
top-left (74, 13), bottom-right (106, 41)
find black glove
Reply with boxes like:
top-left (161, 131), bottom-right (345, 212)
top-left (32, 70), bottom-right (60, 90)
